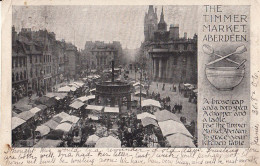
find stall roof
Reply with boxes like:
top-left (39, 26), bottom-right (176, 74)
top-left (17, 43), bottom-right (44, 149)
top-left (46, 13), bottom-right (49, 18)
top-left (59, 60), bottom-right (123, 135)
top-left (137, 112), bottom-right (156, 120)
top-left (35, 125), bottom-right (50, 136)
top-left (77, 95), bottom-right (95, 102)
top-left (58, 86), bottom-right (76, 92)
top-left (166, 133), bottom-right (196, 148)
top-left (88, 114), bottom-right (99, 120)
top-left (141, 117), bottom-right (158, 127)
top-left (134, 91), bottom-right (147, 96)
top-left (74, 82), bottom-right (85, 87)
top-left (44, 120), bottom-right (60, 130)
top-left (54, 112), bottom-right (70, 120)
top-left (95, 136), bottom-right (121, 148)
top-left (85, 134), bottom-right (100, 145)
top-left (141, 99), bottom-right (161, 108)
top-left (70, 101), bottom-right (85, 109)
top-left (86, 105), bottom-right (104, 112)
top-left (104, 107), bottom-right (119, 113)
top-left (34, 139), bottom-right (62, 148)
top-left (61, 115), bottom-right (80, 124)
top-left (154, 110), bottom-right (181, 123)
top-left (89, 88), bottom-right (96, 92)
top-left (69, 83), bottom-right (80, 88)
top-left (55, 122), bottom-right (72, 132)
top-left (133, 82), bottom-right (144, 87)
top-left (29, 107), bottom-right (41, 114)
top-left (158, 120), bottom-right (193, 137)
top-left (12, 117), bottom-right (26, 130)
top-left (17, 111), bottom-right (35, 121)
top-left (36, 104), bottom-right (48, 111)
top-left (45, 93), bottom-right (56, 98)
top-left (183, 83), bottom-right (192, 87)
top-left (54, 93), bottom-right (67, 99)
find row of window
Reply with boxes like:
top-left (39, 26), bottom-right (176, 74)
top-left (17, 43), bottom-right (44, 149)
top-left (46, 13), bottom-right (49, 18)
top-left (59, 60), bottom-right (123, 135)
top-left (12, 57), bottom-right (26, 68)
top-left (29, 54), bottom-right (52, 64)
top-left (12, 71), bottom-right (27, 82)
top-left (29, 66), bottom-right (52, 78)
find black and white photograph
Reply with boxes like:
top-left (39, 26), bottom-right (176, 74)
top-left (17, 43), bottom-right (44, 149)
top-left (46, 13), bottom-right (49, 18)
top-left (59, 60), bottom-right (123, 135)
top-left (11, 5), bottom-right (198, 148)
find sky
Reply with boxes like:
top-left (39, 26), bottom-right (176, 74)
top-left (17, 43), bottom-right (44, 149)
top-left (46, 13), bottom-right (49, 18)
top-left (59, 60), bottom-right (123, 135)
top-left (13, 5), bottom-right (198, 49)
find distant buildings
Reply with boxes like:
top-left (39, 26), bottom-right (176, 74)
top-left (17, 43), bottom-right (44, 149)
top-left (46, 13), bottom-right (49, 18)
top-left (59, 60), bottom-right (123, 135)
top-left (12, 26), bottom-right (80, 101)
top-left (82, 41), bottom-right (123, 71)
top-left (143, 6), bottom-right (197, 84)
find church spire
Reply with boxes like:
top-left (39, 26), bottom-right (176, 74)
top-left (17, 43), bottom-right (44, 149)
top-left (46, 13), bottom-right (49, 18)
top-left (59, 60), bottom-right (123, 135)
top-left (158, 6), bottom-right (167, 31)
top-left (159, 6), bottom-right (165, 23)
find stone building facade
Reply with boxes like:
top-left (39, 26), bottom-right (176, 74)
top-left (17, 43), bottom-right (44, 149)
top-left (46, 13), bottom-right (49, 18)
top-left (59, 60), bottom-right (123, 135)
top-left (83, 41), bottom-right (123, 71)
top-left (143, 6), bottom-right (197, 84)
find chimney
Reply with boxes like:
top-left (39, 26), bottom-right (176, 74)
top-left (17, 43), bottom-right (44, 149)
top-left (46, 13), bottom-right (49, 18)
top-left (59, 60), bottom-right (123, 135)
top-left (184, 32), bottom-right (187, 39)
top-left (169, 24), bottom-right (179, 40)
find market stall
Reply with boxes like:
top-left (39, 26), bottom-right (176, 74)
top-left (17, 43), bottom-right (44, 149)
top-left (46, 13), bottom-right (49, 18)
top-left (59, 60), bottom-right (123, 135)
top-left (137, 112), bottom-right (156, 120)
top-left (154, 110), bottom-right (181, 123)
top-left (166, 133), bottom-right (195, 148)
top-left (141, 99), bottom-right (161, 108)
top-left (158, 120), bottom-right (193, 137)
top-left (95, 136), bottom-right (121, 148)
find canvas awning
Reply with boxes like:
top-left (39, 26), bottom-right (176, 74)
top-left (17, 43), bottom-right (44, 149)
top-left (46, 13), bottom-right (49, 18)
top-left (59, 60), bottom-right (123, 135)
top-left (89, 88), bottom-right (96, 92)
top-left (35, 125), bottom-right (50, 136)
top-left (85, 134), bottom-right (100, 145)
top-left (70, 101), bottom-right (85, 109)
top-left (154, 110), bottom-right (181, 123)
top-left (88, 114), bottom-right (99, 120)
top-left (166, 133), bottom-right (196, 148)
top-left (37, 104), bottom-right (48, 110)
top-left (34, 139), bottom-right (62, 148)
top-left (73, 82), bottom-right (84, 87)
top-left (55, 122), bottom-right (72, 132)
top-left (158, 120), bottom-right (193, 137)
top-left (141, 117), bottom-right (158, 127)
top-left (141, 99), bottom-right (161, 108)
top-left (86, 105), bottom-right (103, 112)
top-left (12, 117), bottom-right (26, 130)
top-left (95, 136), bottom-right (121, 148)
top-left (54, 112), bottom-right (70, 120)
top-left (61, 115), bottom-right (79, 124)
top-left (193, 89), bottom-right (198, 93)
top-left (137, 112), bottom-right (156, 120)
top-left (184, 83), bottom-right (192, 87)
top-left (104, 106), bottom-right (119, 113)
top-left (44, 120), bottom-right (60, 130)
top-left (45, 93), bottom-right (56, 98)
top-left (69, 83), bottom-right (80, 88)
top-left (77, 95), bottom-right (95, 102)
top-left (133, 82), bottom-right (144, 87)
top-left (54, 93), bottom-right (67, 100)
top-left (17, 111), bottom-right (35, 121)
top-left (58, 86), bottom-right (76, 92)
top-left (29, 107), bottom-right (41, 114)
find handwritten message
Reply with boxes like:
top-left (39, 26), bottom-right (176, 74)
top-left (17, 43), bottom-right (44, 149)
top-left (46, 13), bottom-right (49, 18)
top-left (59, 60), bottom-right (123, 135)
top-left (2, 147), bottom-right (259, 165)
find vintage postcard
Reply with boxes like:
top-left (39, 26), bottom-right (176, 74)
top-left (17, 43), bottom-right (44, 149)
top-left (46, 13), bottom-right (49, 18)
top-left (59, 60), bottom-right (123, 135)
top-left (1, 0), bottom-right (260, 165)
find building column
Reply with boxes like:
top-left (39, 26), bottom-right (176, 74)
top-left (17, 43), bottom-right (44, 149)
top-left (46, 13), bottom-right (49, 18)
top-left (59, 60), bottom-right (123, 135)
top-left (152, 59), bottom-right (155, 79)
top-left (159, 58), bottom-right (162, 79)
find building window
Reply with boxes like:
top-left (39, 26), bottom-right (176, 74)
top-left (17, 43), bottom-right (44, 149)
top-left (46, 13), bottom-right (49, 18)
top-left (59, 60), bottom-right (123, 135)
top-left (44, 55), bottom-right (46, 63)
top-left (20, 72), bottom-right (23, 80)
top-left (173, 56), bottom-right (178, 65)
top-left (16, 73), bottom-right (19, 81)
top-left (35, 55), bottom-right (38, 63)
top-left (15, 58), bottom-right (18, 67)
top-left (50, 55), bottom-right (51, 62)
top-left (30, 69), bottom-right (33, 77)
top-left (19, 58), bottom-right (23, 67)
top-left (12, 59), bottom-right (14, 68)
top-left (24, 71), bottom-right (26, 79)
top-left (12, 73), bottom-right (15, 82)
top-left (174, 44), bottom-right (178, 50)
top-left (184, 44), bottom-right (188, 50)
top-left (30, 55), bottom-right (32, 63)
